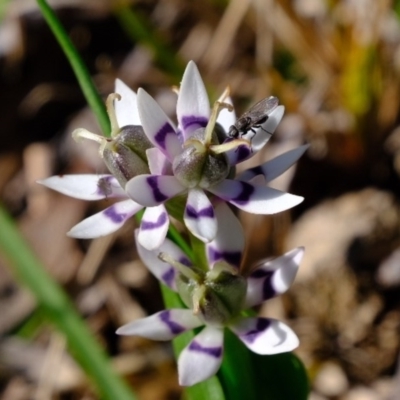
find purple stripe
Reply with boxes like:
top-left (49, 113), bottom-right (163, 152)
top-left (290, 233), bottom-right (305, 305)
top-left (251, 270), bottom-right (276, 300)
top-left (262, 275), bottom-right (277, 299)
top-left (241, 319), bottom-right (270, 344)
top-left (251, 268), bottom-right (273, 278)
top-left (185, 205), bottom-right (214, 219)
top-left (189, 340), bottom-right (222, 358)
top-left (161, 267), bottom-right (176, 288)
top-left (141, 212), bottom-right (168, 230)
top-left (181, 115), bottom-right (208, 131)
top-left (154, 123), bottom-right (176, 150)
top-left (179, 256), bottom-right (192, 267)
top-left (245, 166), bottom-right (263, 179)
top-left (104, 206), bottom-right (127, 223)
top-left (146, 176), bottom-right (168, 202)
top-left (207, 247), bottom-right (241, 268)
top-left (230, 181), bottom-right (255, 205)
top-left (234, 144), bottom-right (251, 164)
top-left (159, 310), bottom-right (185, 335)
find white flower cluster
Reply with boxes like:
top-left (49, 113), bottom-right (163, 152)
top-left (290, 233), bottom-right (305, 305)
top-left (40, 61), bottom-right (306, 386)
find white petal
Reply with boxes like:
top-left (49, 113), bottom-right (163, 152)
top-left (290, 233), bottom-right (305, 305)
top-left (248, 175), bottom-right (266, 186)
top-left (67, 199), bottom-right (142, 238)
top-left (208, 179), bottom-right (304, 214)
top-left (38, 175), bottom-right (127, 200)
top-left (216, 96), bottom-right (236, 133)
top-left (178, 326), bottom-right (224, 386)
top-left (184, 189), bottom-right (217, 242)
top-left (114, 79), bottom-right (140, 126)
top-left (116, 309), bottom-right (202, 340)
top-left (230, 317), bottom-right (299, 355)
top-left (137, 88), bottom-right (181, 160)
top-left (245, 247), bottom-right (304, 307)
top-left (252, 105), bottom-right (285, 153)
top-left (177, 61), bottom-right (210, 140)
top-left (206, 202), bottom-right (244, 269)
top-left (138, 205), bottom-right (169, 250)
top-left (146, 148), bottom-right (172, 176)
top-left (126, 174), bottom-right (186, 207)
top-left (135, 230), bottom-right (191, 290)
top-left (236, 144), bottom-right (309, 183)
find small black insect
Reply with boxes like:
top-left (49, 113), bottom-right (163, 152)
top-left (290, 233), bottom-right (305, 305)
top-left (228, 96), bottom-right (279, 140)
top-left (97, 176), bottom-right (113, 197)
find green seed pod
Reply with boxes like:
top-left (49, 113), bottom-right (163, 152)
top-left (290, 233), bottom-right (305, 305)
top-left (172, 128), bottom-right (229, 189)
top-left (176, 262), bottom-right (247, 326)
top-left (103, 125), bottom-right (152, 188)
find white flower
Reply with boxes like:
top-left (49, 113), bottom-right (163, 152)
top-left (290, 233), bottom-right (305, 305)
top-left (125, 61), bottom-right (306, 246)
top-left (39, 62), bottom-right (307, 251)
top-left (38, 80), bottom-right (170, 249)
top-left (117, 202), bottom-right (304, 386)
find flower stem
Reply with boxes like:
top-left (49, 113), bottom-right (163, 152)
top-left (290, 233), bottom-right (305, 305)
top-left (36, 0), bottom-right (110, 136)
top-left (0, 205), bottom-right (136, 400)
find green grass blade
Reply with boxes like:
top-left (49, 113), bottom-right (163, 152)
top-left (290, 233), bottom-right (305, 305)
top-left (0, 205), bottom-right (136, 400)
top-left (36, 0), bottom-right (110, 136)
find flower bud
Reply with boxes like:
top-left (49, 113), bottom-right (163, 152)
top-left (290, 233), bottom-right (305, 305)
top-left (103, 125), bottom-right (152, 187)
top-left (172, 128), bottom-right (230, 189)
top-left (176, 262), bottom-right (247, 326)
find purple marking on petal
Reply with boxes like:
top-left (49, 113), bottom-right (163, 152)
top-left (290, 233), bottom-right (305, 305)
top-left (262, 275), bottom-right (276, 299)
top-left (176, 128), bottom-right (184, 143)
top-left (251, 269), bottom-right (273, 278)
top-left (230, 182), bottom-right (254, 205)
top-left (181, 116), bottom-right (208, 131)
top-left (241, 319), bottom-right (271, 344)
top-left (208, 247), bottom-right (241, 267)
top-left (154, 123), bottom-right (176, 150)
top-left (161, 267), bottom-right (176, 288)
top-left (251, 270), bottom-right (276, 299)
top-left (185, 205), bottom-right (214, 219)
top-left (179, 257), bottom-right (192, 267)
top-left (189, 340), bottom-right (222, 358)
top-left (159, 310), bottom-right (185, 335)
top-left (235, 145), bottom-right (251, 163)
top-left (141, 212), bottom-right (168, 230)
top-left (104, 206), bottom-right (127, 223)
top-left (242, 166), bottom-right (263, 180)
top-left (147, 176), bottom-right (168, 202)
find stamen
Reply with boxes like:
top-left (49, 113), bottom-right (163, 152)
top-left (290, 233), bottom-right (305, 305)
top-left (72, 128), bottom-right (109, 158)
top-left (204, 100), bottom-right (233, 145)
top-left (217, 86), bottom-right (231, 103)
top-left (158, 252), bottom-right (200, 281)
top-left (207, 261), bottom-right (238, 280)
top-left (192, 285), bottom-right (206, 315)
top-left (210, 138), bottom-right (251, 154)
top-left (106, 93), bottom-right (122, 138)
top-left (183, 138), bottom-right (206, 153)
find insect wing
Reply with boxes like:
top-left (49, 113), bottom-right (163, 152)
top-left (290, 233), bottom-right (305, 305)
top-left (239, 96), bottom-right (279, 124)
top-left (250, 96), bottom-right (279, 117)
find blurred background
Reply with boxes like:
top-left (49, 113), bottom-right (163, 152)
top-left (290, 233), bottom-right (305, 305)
top-left (1, 0), bottom-right (400, 399)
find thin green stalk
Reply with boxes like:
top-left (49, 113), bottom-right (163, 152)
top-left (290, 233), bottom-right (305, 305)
top-left (36, 0), bottom-right (110, 136)
top-left (0, 205), bottom-right (136, 400)
top-left (166, 222), bottom-right (194, 261)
